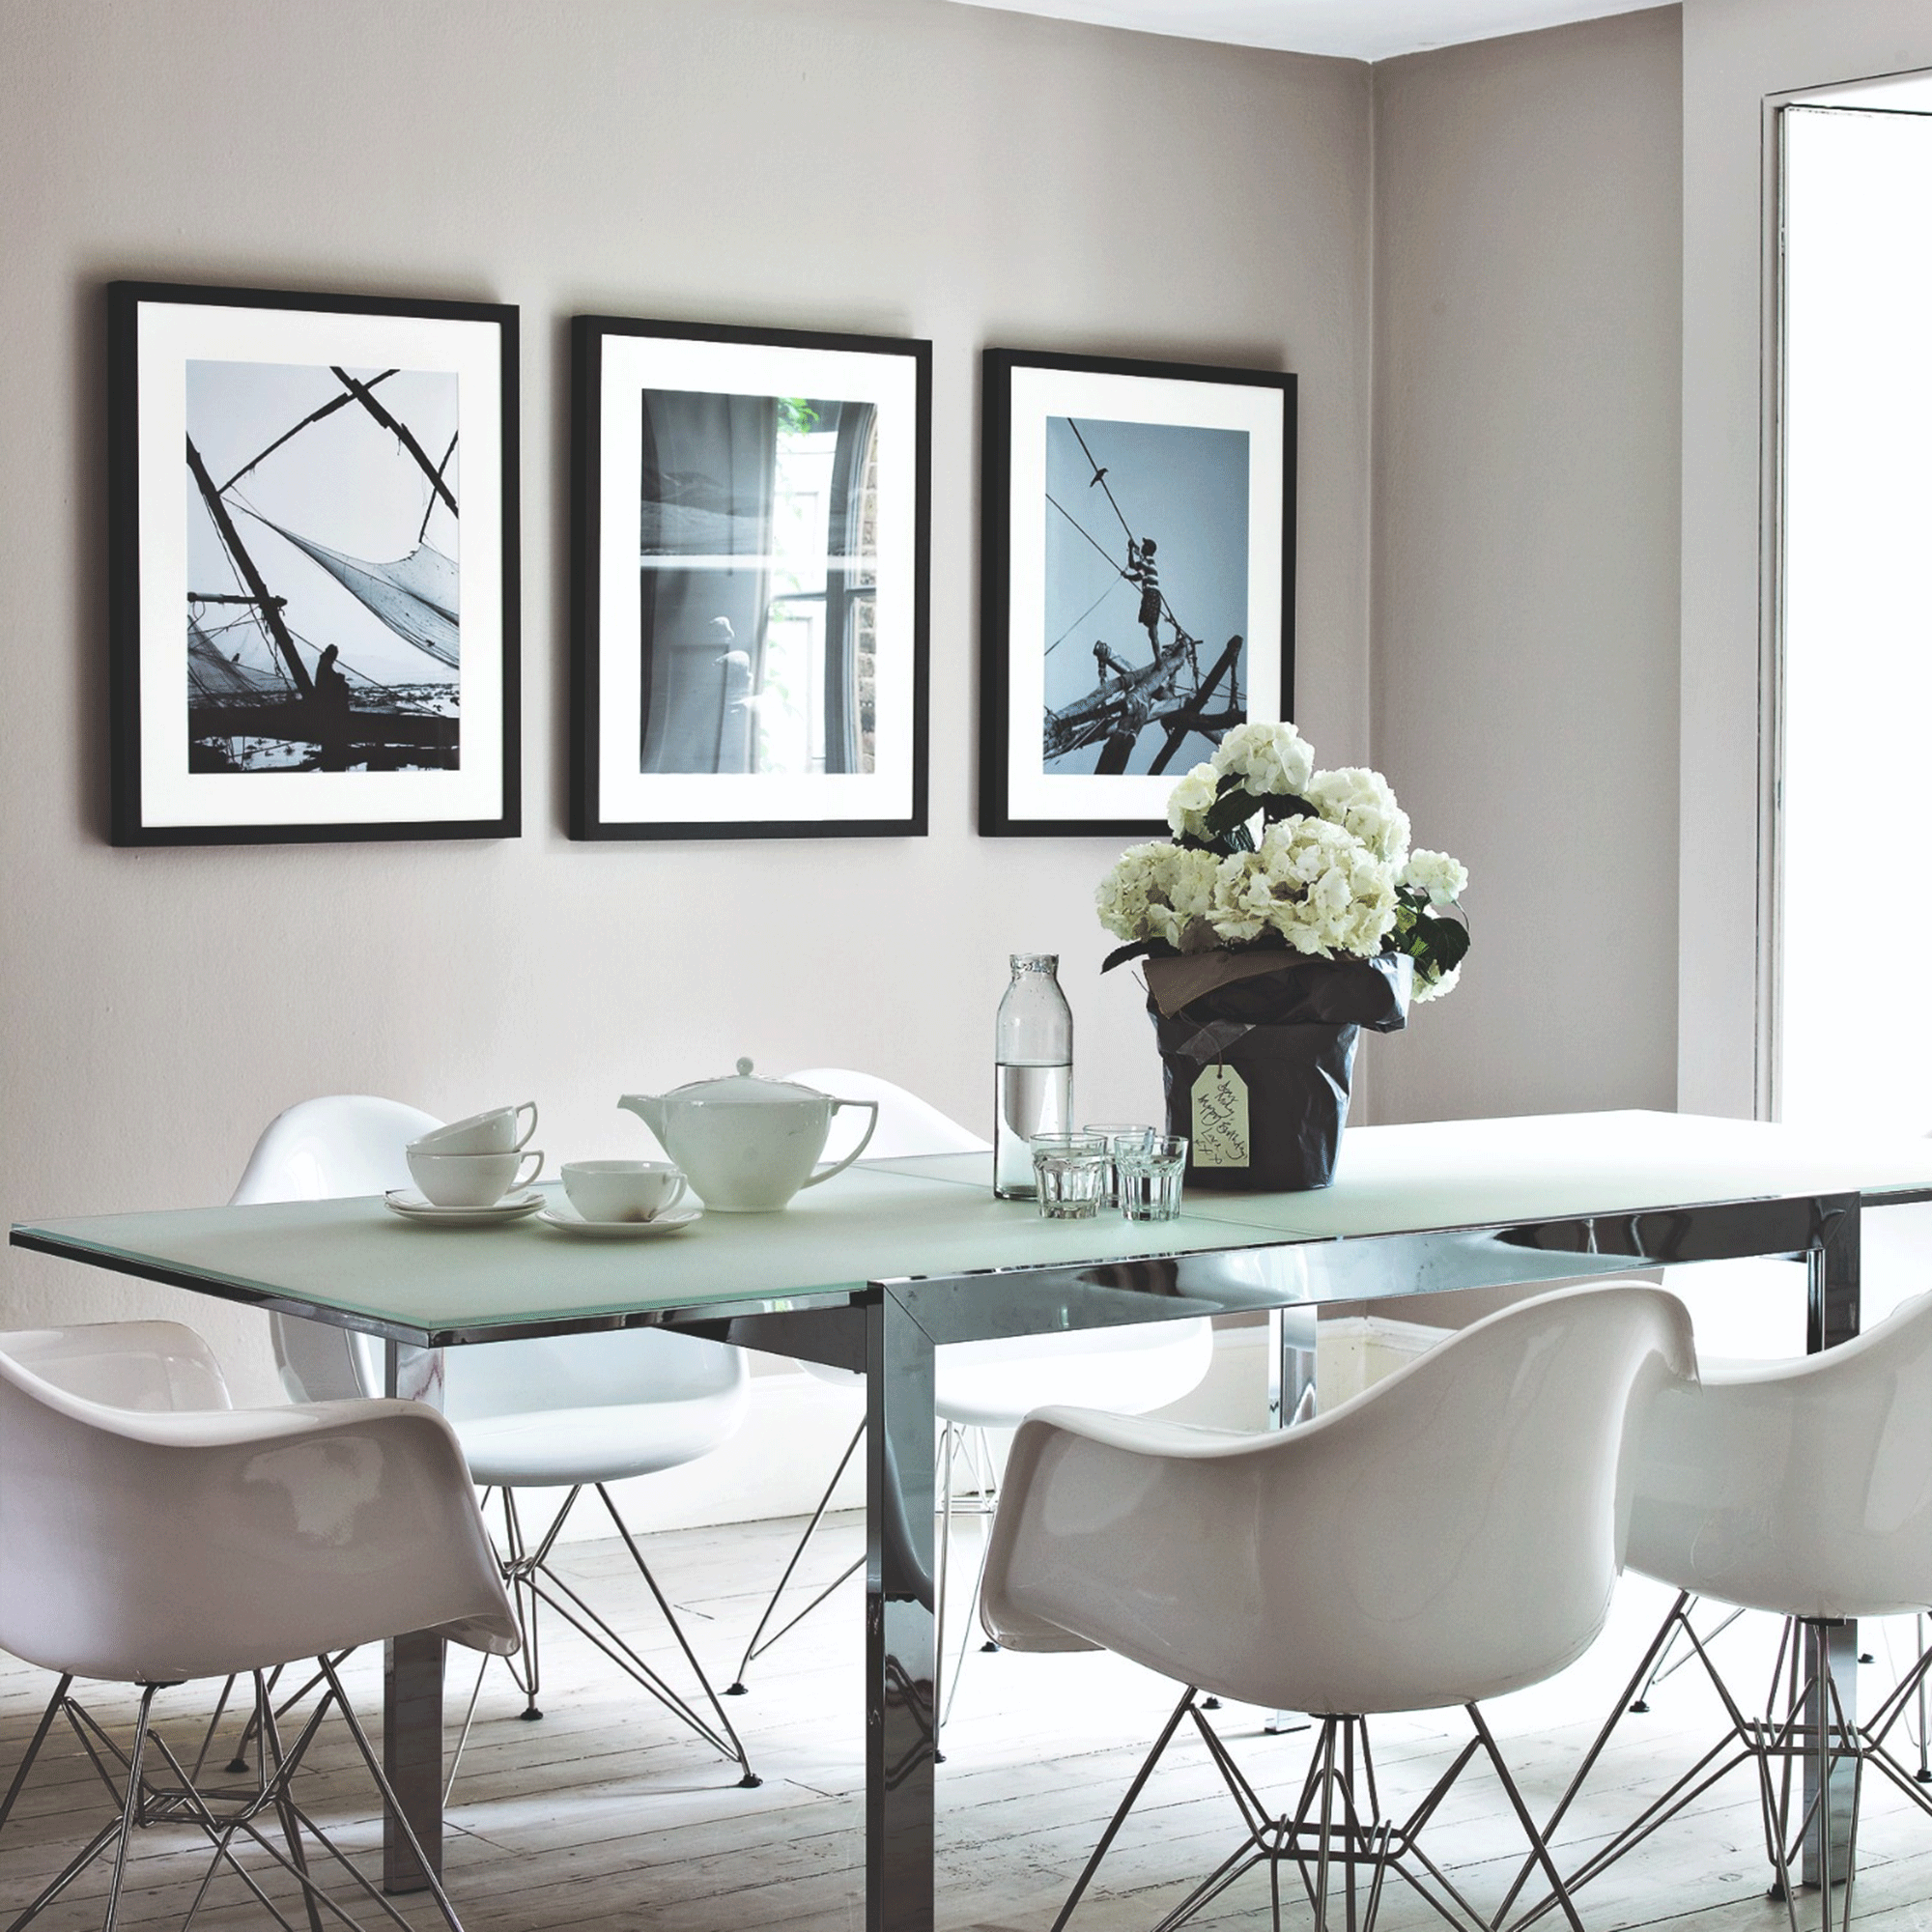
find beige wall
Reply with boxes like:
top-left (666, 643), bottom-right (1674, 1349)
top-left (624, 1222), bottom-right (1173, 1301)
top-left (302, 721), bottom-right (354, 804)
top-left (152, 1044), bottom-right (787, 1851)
top-left (14, 0), bottom-right (1885, 1421)
top-left (1677, 0), bottom-right (1932, 1118)
top-left (1368, 8), bottom-right (1685, 1122)
top-left (0, 0), bottom-right (1373, 1402)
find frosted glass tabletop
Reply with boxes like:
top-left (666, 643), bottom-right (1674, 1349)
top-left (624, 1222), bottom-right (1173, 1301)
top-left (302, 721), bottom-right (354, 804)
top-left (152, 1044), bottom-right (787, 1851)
top-left (16, 1112), bottom-right (1931, 1347)
top-left (9, 1164), bottom-right (1291, 1347)
top-left (884, 1111), bottom-right (1932, 1237)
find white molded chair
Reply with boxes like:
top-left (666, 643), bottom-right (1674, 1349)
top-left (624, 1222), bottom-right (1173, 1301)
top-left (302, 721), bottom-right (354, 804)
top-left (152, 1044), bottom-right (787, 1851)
top-left (725, 1069), bottom-right (1217, 1735)
top-left (236, 1095), bottom-right (758, 1789)
top-left (0, 1321), bottom-right (517, 1932)
top-left (978, 1281), bottom-right (1697, 1932)
top-left (1514, 1289), bottom-right (1932, 1932)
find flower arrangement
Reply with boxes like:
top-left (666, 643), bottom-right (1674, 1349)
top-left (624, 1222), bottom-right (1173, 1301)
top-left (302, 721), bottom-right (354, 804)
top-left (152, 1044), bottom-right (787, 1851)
top-left (1096, 721), bottom-right (1470, 1003)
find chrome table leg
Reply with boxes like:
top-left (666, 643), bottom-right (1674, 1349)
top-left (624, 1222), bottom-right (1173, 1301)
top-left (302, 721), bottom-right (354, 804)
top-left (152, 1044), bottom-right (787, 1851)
top-left (869, 1288), bottom-right (937, 1932)
top-left (1802, 1226), bottom-right (1861, 1888)
top-left (381, 1338), bottom-right (446, 1894)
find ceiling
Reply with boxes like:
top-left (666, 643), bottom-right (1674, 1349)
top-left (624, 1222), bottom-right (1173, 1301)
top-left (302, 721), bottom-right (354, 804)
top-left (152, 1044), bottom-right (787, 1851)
top-left (945, 0), bottom-right (1664, 63)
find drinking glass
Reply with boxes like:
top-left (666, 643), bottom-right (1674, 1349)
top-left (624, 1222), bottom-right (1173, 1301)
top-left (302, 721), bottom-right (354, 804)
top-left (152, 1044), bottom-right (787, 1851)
top-left (1081, 1122), bottom-right (1154, 1208)
top-left (1118, 1135), bottom-right (1189, 1222)
top-left (1030, 1133), bottom-right (1108, 1219)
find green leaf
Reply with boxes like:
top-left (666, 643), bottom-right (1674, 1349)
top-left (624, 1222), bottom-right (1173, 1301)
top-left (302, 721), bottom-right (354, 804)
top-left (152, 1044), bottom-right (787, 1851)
top-left (1430, 918), bottom-right (1472, 972)
top-left (1101, 939), bottom-right (1174, 974)
top-left (1203, 789), bottom-right (1257, 838)
top-left (1260, 791), bottom-right (1318, 824)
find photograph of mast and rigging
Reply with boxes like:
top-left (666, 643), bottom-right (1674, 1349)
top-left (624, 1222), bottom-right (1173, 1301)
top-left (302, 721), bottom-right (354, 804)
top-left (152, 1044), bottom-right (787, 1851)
top-left (1040, 412), bottom-right (1250, 779)
top-left (185, 358), bottom-right (461, 776)
top-left (109, 282), bottom-right (518, 845)
top-left (980, 347), bottom-right (1293, 837)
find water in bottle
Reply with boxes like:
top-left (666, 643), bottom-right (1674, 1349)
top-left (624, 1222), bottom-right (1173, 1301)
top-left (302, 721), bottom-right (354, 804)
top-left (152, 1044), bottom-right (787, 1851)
top-left (994, 953), bottom-right (1073, 1199)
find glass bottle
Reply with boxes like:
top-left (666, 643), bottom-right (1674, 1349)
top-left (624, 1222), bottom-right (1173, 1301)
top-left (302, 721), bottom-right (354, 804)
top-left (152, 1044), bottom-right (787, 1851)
top-left (994, 953), bottom-right (1074, 1199)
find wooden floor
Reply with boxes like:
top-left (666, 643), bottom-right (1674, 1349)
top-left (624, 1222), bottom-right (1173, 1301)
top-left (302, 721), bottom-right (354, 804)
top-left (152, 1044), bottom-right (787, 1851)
top-left (5, 1509), bottom-right (1932, 1932)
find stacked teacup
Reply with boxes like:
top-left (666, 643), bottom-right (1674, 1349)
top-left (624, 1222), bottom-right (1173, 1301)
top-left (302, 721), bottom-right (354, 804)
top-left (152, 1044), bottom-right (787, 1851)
top-left (408, 1104), bottom-right (544, 1208)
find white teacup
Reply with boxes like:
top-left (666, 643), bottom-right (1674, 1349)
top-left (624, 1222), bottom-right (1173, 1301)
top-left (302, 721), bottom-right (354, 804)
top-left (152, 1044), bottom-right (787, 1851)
top-left (408, 1146), bottom-right (544, 1208)
top-left (561, 1160), bottom-right (689, 1224)
top-left (412, 1102), bottom-right (538, 1155)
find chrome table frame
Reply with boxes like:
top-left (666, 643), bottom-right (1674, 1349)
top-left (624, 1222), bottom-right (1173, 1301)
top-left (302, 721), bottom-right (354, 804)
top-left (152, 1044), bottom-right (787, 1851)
top-left (811, 1185), bottom-right (1871, 1930)
top-left (14, 1147), bottom-right (1923, 1931)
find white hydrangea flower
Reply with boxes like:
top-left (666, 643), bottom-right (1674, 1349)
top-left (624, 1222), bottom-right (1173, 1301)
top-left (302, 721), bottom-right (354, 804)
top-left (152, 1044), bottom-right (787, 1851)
top-left (1400, 848), bottom-right (1469, 906)
top-left (1094, 841), bottom-right (1166, 943)
top-left (1304, 766), bottom-right (1411, 867)
top-left (1097, 842), bottom-right (1230, 949)
top-left (1099, 718), bottom-right (1464, 1001)
top-left (1164, 761), bottom-right (1221, 843)
top-left (1209, 721), bottom-right (1315, 799)
top-left (1154, 846), bottom-right (1224, 951)
top-left (1207, 850), bottom-right (1273, 945)
top-left (1208, 816), bottom-right (1398, 957)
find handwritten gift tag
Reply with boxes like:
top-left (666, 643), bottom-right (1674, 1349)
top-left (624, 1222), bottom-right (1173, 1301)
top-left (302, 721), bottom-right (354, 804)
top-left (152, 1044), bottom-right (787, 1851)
top-left (1191, 1065), bottom-right (1251, 1169)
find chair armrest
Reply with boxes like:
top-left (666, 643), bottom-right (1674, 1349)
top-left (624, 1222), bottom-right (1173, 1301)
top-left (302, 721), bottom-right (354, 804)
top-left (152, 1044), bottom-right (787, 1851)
top-left (0, 1375), bottom-right (519, 1685)
top-left (0, 1320), bottom-right (232, 1411)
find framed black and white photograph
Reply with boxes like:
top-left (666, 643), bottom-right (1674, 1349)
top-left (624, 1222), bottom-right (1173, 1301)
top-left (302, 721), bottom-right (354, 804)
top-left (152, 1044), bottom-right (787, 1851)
top-left (980, 348), bottom-right (1295, 837)
top-left (571, 315), bottom-right (929, 840)
top-left (108, 281), bottom-right (519, 845)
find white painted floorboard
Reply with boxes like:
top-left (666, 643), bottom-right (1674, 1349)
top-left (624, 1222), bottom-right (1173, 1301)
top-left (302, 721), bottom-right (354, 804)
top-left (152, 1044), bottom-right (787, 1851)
top-left (4, 1510), bottom-right (1931, 1931)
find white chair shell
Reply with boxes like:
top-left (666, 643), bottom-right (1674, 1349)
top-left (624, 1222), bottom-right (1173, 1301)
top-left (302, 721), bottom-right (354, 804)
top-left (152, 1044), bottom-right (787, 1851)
top-left (1518, 1290), bottom-right (1932, 1927)
top-left (1628, 1288), bottom-right (1932, 1619)
top-left (235, 1093), bottom-right (439, 1403)
top-left (0, 1322), bottom-right (518, 1689)
top-left (0, 1318), bottom-right (235, 1412)
top-left (933, 1320), bottom-right (1217, 1430)
top-left (980, 1280), bottom-right (1698, 1717)
top-left (787, 1065), bottom-right (993, 1162)
top-left (234, 1094), bottom-right (756, 1782)
top-left (441, 1327), bottom-right (748, 1490)
top-left (236, 1097), bottom-right (750, 1491)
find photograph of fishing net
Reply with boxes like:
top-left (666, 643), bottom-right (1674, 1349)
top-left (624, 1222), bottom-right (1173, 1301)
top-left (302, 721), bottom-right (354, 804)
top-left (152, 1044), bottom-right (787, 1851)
top-left (185, 358), bottom-right (462, 777)
top-left (108, 282), bottom-right (518, 845)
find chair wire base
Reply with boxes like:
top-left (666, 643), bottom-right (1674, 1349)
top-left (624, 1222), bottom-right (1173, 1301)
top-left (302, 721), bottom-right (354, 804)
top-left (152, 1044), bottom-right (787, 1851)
top-left (726, 1418), bottom-right (866, 1695)
top-left (1625, 1591), bottom-right (1746, 1714)
top-left (0, 1660), bottom-right (465, 1932)
top-left (190, 1652), bottom-right (357, 1780)
top-left (724, 1413), bottom-right (1003, 1752)
top-left (446, 1483), bottom-right (759, 1800)
top-left (1050, 1688), bottom-right (1585, 1932)
top-left (933, 1421), bottom-right (1004, 1743)
top-left (1502, 1593), bottom-right (1932, 1932)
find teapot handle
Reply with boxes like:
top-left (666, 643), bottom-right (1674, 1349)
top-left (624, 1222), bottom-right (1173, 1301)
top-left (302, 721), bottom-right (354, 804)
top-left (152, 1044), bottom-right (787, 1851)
top-left (797, 1098), bottom-right (880, 1190)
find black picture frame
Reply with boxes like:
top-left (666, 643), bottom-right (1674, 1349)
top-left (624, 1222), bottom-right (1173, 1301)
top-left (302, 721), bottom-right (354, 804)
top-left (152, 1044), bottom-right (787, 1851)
top-left (980, 347), bottom-right (1296, 838)
top-left (571, 315), bottom-right (931, 840)
top-left (107, 280), bottom-right (520, 846)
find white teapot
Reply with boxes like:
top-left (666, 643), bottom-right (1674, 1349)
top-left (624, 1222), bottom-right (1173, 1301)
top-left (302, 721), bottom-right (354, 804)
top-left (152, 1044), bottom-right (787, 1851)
top-left (618, 1061), bottom-right (880, 1212)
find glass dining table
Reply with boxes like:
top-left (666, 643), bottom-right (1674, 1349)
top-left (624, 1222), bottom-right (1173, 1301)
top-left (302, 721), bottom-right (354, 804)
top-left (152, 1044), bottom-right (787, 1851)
top-left (14, 1107), bottom-right (1932, 1932)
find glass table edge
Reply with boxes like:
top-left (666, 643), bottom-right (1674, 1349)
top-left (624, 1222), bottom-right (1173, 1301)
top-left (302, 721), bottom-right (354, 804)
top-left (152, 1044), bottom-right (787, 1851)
top-left (9, 1171), bottom-right (1902, 1350)
top-left (5, 1222), bottom-right (874, 1350)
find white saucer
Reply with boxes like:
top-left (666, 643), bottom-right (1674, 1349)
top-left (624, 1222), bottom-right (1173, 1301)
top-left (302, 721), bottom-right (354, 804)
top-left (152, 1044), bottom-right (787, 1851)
top-left (536, 1204), bottom-right (703, 1239)
top-left (384, 1188), bottom-right (545, 1226)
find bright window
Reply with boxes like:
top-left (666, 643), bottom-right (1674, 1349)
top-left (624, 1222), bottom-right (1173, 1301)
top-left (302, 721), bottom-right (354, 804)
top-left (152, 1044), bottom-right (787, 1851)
top-left (1776, 100), bottom-right (1932, 1130)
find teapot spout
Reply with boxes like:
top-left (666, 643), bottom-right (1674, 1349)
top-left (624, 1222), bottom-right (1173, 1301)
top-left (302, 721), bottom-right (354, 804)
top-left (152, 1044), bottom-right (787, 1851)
top-left (617, 1094), bottom-right (667, 1143)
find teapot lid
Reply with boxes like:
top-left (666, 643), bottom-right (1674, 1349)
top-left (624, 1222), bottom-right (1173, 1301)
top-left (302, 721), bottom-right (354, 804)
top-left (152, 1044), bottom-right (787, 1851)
top-left (672, 1058), bottom-right (827, 1106)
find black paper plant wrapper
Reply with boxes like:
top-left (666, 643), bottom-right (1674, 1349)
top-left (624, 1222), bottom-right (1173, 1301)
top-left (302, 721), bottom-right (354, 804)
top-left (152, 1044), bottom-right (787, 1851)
top-left (1145, 952), bottom-right (1411, 1192)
